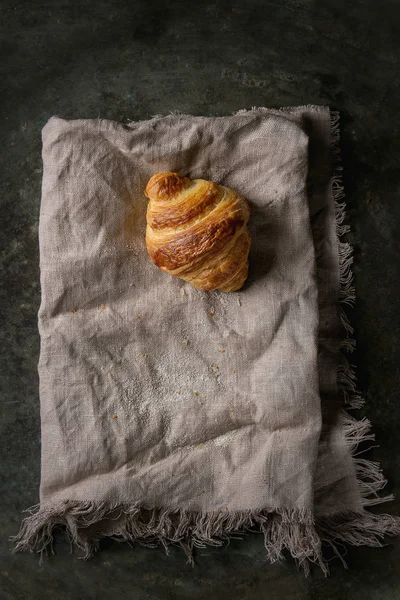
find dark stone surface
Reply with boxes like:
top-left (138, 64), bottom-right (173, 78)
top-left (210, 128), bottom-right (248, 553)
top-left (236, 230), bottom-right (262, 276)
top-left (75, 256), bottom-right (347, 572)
top-left (1, 0), bottom-right (399, 598)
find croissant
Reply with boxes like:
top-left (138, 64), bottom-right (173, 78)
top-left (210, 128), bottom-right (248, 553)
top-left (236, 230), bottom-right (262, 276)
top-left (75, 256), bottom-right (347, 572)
top-left (144, 172), bottom-right (251, 292)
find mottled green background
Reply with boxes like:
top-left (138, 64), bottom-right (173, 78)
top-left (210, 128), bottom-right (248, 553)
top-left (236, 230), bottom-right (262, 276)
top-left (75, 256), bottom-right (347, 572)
top-left (1, 1), bottom-right (400, 598)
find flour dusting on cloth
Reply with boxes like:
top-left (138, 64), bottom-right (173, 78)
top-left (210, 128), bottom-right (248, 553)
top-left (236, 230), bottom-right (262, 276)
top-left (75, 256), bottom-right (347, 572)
top-left (13, 107), bottom-right (400, 574)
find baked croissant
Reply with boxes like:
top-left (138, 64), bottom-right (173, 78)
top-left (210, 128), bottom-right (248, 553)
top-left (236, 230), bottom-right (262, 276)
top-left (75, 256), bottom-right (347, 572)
top-left (144, 172), bottom-right (251, 292)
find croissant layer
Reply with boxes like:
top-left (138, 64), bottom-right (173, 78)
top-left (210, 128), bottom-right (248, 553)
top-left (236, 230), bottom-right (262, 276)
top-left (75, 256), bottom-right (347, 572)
top-left (145, 172), bottom-right (251, 292)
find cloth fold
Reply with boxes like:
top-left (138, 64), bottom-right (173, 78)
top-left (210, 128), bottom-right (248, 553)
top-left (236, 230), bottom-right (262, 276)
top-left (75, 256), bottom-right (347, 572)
top-left (13, 106), bottom-right (399, 574)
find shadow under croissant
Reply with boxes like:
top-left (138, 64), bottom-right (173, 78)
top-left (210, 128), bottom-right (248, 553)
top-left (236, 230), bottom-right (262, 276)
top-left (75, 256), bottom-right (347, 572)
top-left (240, 203), bottom-right (278, 292)
top-left (243, 248), bottom-right (277, 291)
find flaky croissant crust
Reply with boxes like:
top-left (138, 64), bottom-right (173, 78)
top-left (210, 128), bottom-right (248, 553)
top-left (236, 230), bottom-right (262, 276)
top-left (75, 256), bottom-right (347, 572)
top-left (145, 172), bottom-right (251, 292)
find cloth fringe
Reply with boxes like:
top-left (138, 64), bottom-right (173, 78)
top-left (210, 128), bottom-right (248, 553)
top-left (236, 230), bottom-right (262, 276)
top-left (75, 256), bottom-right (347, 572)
top-left (11, 500), bottom-right (400, 575)
top-left (11, 108), bottom-right (399, 574)
top-left (12, 504), bottom-right (324, 573)
top-left (331, 109), bottom-right (358, 396)
top-left (329, 110), bottom-right (399, 545)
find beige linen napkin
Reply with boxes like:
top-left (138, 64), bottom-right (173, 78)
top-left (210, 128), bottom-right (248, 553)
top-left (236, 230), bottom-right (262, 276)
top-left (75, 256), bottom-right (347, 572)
top-left (13, 106), bottom-right (399, 574)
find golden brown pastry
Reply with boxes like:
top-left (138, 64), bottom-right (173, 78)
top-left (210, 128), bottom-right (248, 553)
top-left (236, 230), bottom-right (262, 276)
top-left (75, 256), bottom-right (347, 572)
top-left (144, 172), bottom-right (251, 292)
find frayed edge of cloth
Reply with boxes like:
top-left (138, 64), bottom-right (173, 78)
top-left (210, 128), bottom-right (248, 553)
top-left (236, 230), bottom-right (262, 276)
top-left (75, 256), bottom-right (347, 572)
top-left (329, 109), bottom-right (399, 536)
top-left (331, 109), bottom-right (359, 406)
top-left (11, 502), bottom-right (400, 575)
top-left (11, 505), bottom-right (323, 573)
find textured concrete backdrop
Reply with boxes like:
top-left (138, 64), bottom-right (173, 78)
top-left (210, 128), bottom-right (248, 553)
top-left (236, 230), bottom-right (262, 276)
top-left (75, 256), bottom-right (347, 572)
top-left (1, 1), bottom-right (399, 598)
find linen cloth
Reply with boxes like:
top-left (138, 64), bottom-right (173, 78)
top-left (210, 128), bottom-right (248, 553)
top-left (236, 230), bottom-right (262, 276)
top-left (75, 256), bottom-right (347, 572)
top-left (14, 106), bottom-right (399, 573)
